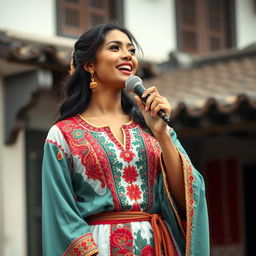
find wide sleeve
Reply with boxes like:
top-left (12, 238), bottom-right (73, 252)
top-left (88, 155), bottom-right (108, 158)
top-left (42, 126), bottom-right (99, 256)
top-left (151, 128), bottom-right (210, 256)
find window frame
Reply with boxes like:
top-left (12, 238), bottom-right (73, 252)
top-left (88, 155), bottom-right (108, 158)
top-left (56, 0), bottom-right (124, 38)
top-left (175, 0), bottom-right (236, 55)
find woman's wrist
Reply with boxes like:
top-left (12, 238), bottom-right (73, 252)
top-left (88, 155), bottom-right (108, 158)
top-left (152, 127), bottom-right (170, 140)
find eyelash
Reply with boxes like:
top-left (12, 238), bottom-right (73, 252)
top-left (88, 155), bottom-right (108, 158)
top-left (129, 48), bottom-right (136, 54)
top-left (109, 45), bottom-right (136, 55)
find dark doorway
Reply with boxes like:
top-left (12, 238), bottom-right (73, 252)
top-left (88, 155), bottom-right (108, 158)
top-left (243, 163), bottom-right (256, 255)
top-left (26, 129), bottom-right (47, 256)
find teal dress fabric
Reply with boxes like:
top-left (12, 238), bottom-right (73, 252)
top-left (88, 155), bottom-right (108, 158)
top-left (42, 115), bottom-right (209, 256)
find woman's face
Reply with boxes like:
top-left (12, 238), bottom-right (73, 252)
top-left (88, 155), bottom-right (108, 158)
top-left (91, 29), bottom-right (139, 89)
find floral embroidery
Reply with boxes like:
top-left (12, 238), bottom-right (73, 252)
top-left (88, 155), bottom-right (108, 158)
top-left (57, 118), bottom-right (115, 202)
top-left (63, 233), bottom-right (98, 256)
top-left (134, 229), bottom-right (155, 256)
top-left (120, 151), bottom-right (135, 163)
top-left (57, 150), bottom-right (63, 160)
top-left (56, 116), bottom-right (161, 212)
top-left (122, 165), bottom-right (138, 184)
top-left (71, 129), bottom-right (84, 139)
top-left (79, 150), bottom-right (107, 189)
top-left (85, 162), bottom-right (105, 188)
top-left (162, 148), bottom-right (195, 256)
top-left (88, 127), bottom-right (146, 211)
top-left (183, 156), bottom-right (195, 256)
top-left (90, 131), bottom-right (125, 209)
top-left (126, 184), bottom-right (142, 201)
top-left (46, 139), bottom-right (69, 159)
top-left (111, 228), bottom-right (133, 252)
top-left (141, 245), bottom-right (155, 256)
top-left (132, 127), bottom-right (160, 210)
top-left (48, 116), bottom-right (199, 256)
top-left (110, 223), bottom-right (133, 255)
top-left (131, 202), bottom-right (141, 211)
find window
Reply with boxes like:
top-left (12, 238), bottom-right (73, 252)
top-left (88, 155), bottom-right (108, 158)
top-left (57, 0), bottom-right (123, 37)
top-left (176, 0), bottom-right (235, 55)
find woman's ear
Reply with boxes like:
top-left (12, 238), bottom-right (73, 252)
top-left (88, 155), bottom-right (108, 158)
top-left (83, 62), bottom-right (94, 73)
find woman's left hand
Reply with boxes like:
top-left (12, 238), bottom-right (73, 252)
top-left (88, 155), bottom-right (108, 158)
top-left (134, 86), bottom-right (172, 136)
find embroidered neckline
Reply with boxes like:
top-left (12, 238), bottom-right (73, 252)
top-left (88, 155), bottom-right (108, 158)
top-left (56, 117), bottom-right (159, 212)
top-left (75, 115), bottom-right (137, 151)
top-left (77, 114), bottom-right (136, 130)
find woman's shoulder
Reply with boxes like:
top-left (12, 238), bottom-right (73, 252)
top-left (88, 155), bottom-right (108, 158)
top-left (54, 116), bottom-right (78, 131)
top-left (49, 115), bottom-right (88, 135)
top-left (44, 116), bottom-right (83, 156)
top-left (45, 116), bottom-right (79, 146)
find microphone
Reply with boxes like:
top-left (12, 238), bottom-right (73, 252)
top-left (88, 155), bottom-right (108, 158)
top-left (125, 75), bottom-right (171, 124)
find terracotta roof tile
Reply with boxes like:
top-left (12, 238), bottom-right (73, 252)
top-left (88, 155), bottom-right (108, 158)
top-left (145, 53), bottom-right (256, 118)
top-left (0, 31), bottom-right (72, 71)
top-left (1, 31), bottom-right (256, 120)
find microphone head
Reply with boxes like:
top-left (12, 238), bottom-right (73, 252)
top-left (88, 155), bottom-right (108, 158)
top-left (125, 75), bottom-right (143, 92)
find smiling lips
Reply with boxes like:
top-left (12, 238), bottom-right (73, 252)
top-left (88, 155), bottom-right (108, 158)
top-left (117, 63), bottom-right (133, 74)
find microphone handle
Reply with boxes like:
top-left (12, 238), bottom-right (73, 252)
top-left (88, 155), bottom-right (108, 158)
top-left (134, 85), bottom-right (171, 124)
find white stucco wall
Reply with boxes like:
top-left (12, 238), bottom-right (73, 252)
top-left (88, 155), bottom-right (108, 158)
top-left (2, 0), bottom-right (256, 61)
top-left (124, 0), bottom-right (177, 61)
top-left (0, 78), bottom-right (26, 256)
top-left (2, 131), bottom-right (26, 256)
top-left (28, 90), bottom-right (59, 130)
top-left (235, 0), bottom-right (256, 48)
top-left (0, 77), bottom-right (4, 256)
top-left (0, 0), bottom-right (55, 36)
top-left (0, 0), bottom-right (176, 61)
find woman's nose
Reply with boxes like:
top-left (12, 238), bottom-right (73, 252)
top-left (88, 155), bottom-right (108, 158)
top-left (121, 49), bottom-right (132, 60)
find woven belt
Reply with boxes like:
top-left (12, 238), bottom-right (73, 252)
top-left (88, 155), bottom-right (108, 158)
top-left (87, 211), bottom-right (178, 256)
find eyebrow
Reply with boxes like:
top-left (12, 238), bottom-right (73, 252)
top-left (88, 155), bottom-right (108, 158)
top-left (105, 40), bottom-right (134, 47)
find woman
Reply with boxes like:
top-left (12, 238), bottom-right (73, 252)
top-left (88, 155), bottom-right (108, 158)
top-left (42, 23), bottom-right (209, 256)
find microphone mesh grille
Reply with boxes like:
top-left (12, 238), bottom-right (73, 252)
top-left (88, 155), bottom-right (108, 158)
top-left (125, 75), bottom-right (142, 91)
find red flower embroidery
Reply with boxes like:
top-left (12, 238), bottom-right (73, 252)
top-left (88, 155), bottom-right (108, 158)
top-left (120, 151), bottom-right (135, 163)
top-left (82, 154), bottom-right (106, 188)
top-left (122, 165), bottom-right (138, 184)
top-left (126, 184), bottom-right (142, 201)
top-left (131, 202), bottom-right (141, 211)
top-left (110, 228), bottom-right (133, 253)
top-left (85, 164), bottom-right (105, 188)
top-left (141, 245), bottom-right (155, 256)
top-left (65, 234), bottom-right (97, 256)
top-left (189, 174), bottom-right (195, 182)
top-left (80, 237), bottom-right (96, 251)
top-left (57, 150), bottom-right (63, 160)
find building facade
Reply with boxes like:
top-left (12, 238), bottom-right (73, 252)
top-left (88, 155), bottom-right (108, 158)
top-left (0, 0), bottom-right (256, 255)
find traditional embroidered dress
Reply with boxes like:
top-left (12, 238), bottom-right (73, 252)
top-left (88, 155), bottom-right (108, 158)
top-left (42, 115), bottom-right (209, 256)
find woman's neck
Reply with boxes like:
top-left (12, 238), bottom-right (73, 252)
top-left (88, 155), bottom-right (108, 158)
top-left (83, 89), bottom-right (125, 117)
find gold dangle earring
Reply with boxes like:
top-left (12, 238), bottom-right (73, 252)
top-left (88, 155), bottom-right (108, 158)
top-left (89, 71), bottom-right (97, 92)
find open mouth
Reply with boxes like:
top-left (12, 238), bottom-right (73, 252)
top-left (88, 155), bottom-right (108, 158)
top-left (117, 64), bottom-right (132, 72)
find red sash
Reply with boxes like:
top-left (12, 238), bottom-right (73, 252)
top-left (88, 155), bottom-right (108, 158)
top-left (87, 211), bottom-right (178, 256)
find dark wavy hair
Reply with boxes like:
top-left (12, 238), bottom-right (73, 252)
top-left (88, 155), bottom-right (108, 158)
top-left (56, 23), bottom-right (151, 132)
